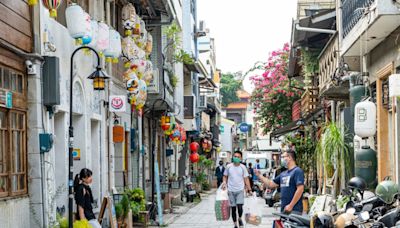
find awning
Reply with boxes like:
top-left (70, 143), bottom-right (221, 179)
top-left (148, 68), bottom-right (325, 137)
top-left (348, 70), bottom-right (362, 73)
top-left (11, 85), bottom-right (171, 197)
top-left (288, 9), bottom-right (336, 78)
top-left (184, 60), bottom-right (208, 76)
top-left (270, 107), bottom-right (324, 139)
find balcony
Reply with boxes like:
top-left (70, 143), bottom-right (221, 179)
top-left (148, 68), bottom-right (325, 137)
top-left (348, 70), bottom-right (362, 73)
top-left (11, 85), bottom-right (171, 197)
top-left (341, 0), bottom-right (400, 56)
top-left (301, 87), bottom-right (319, 117)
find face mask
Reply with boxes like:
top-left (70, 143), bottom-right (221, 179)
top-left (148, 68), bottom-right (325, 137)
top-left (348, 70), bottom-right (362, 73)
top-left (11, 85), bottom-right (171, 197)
top-left (281, 158), bottom-right (288, 168)
top-left (232, 157), bottom-right (241, 164)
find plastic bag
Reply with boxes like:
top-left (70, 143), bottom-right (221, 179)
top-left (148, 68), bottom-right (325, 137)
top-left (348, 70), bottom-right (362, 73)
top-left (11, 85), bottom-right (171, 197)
top-left (73, 219), bottom-right (93, 228)
top-left (215, 185), bottom-right (230, 221)
top-left (245, 193), bottom-right (262, 226)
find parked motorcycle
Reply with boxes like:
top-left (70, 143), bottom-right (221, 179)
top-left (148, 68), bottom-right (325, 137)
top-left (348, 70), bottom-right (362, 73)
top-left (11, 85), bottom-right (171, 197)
top-left (181, 176), bottom-right (197, 203)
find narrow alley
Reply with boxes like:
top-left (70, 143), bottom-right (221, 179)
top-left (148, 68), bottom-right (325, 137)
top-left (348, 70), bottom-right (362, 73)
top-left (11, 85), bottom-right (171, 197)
top-left (164, 192), bottom-right (277, 228)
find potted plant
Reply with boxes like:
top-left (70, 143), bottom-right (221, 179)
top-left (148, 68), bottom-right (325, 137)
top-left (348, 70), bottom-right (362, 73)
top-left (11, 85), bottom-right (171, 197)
top-left (316, 121), bottom-right (351, 196)
top-left (169, 174), bottom-right (180, 189)
top-left (125, 188), bottom-right (146, 222)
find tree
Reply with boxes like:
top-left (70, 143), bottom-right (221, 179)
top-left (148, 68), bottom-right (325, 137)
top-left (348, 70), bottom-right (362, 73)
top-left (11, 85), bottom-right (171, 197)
top-left (250, 43), bottom-right (303, 134)
top-left (220, 72), bottom-right (241, 107)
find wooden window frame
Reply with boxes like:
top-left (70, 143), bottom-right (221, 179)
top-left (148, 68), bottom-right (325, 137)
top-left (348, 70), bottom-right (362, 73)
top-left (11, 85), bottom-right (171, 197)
top-left (0, 63), bottom-right (27, 198)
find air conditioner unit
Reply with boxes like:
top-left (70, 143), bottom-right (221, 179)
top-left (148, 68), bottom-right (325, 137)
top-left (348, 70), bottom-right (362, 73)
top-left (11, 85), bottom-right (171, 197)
top-left (184, 95), bottom-right (196, 119)
top-left (199, 95), bottom-right (207, 108)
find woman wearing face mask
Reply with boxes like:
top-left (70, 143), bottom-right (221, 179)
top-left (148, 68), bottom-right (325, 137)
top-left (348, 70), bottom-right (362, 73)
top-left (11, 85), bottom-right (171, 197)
top-left (255, 150), bottom-right (304, 214)
top-left (74, 168), bottom-right (101, 228)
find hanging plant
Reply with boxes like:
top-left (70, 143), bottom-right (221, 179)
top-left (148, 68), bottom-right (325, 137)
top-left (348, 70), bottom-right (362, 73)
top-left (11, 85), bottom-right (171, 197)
top-left (170, 74), bottom-right (179, 88)
top-left (173, 49), bottom-right (195, 65)
top-left (300, 48), bottom-right (320, 87)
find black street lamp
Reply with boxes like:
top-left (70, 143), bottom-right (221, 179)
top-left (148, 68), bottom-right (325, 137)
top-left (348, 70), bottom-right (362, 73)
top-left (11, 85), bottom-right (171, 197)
top-left (68, 46), bottom-right (108, 228)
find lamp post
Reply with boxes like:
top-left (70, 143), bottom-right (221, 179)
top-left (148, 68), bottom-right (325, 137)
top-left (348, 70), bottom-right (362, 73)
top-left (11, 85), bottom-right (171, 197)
top-left (68, 46), bottom-right (108, 228)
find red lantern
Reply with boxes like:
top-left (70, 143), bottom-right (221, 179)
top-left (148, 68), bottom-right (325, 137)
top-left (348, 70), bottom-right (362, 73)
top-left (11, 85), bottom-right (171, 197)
top-left (190, 152), bottom-right (199, 163)
top-left (189, 142), bottom-right (199, 152)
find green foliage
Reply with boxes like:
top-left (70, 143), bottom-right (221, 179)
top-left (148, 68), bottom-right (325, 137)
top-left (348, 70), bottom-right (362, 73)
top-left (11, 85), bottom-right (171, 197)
top-left (316, 122), bottom-right (352, 193)
top-left (121, 194), bottom-right (130, 218)
top-left (300, 48), bottom-right (320, 76)
top-left (173, 49), bottom-right (194, 65)
top-left (285, 134), bottom-right (316, 179)
top-left (124, 188), bottom-right (146, 217)
top-left (202, 182), bottom-right (210, 191)
top-left (56, 213), bottom-right (68, 228)
top-left (170, 74), bottom-right (179, 88)
top-left (195, 172), bottom-right (207, 184)
top-left (220, 73), bottom-right (241, 107)
top-left (115, 203), bottom-right (123, 220)
top-left (336, 194), bottom-right (351, 209)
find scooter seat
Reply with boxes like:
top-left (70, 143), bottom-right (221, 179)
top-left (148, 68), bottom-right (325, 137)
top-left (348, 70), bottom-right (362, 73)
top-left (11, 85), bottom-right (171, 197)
top-left (290, 214), bottom-right (311, 226)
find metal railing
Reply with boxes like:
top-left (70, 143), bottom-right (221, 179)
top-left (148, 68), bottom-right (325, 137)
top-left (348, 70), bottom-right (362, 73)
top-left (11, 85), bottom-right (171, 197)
top-left (342, 0), bottom-right (375, 38)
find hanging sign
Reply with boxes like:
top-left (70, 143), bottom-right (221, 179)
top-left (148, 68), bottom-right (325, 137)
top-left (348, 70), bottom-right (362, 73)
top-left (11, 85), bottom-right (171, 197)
top-left (109, 95), bottom-right (127, 112)
top-left (239, 123), bottom-right (249, 133)
top-left (0, 90), bottom-right (12, 108)
top-left (72, 148), bottom-right (81, 160)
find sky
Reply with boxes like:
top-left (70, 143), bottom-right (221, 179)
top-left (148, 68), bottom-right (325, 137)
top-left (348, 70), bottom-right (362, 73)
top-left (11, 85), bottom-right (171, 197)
top-left (197, 0), bottom-right (298, 92)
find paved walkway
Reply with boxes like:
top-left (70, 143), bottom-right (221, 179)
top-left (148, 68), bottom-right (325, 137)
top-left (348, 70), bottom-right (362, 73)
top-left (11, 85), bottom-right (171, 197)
top-left (165, 191), bottom-right (278, 228)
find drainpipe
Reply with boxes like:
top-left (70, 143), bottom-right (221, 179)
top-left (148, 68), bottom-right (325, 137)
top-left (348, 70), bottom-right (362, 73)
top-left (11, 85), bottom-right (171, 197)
top-left (295, 22), bottom-right (336, 34)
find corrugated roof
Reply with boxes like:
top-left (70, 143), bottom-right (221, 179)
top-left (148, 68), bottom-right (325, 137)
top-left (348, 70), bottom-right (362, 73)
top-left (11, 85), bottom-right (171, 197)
top-left (225, 102), bottom-right (248, 110)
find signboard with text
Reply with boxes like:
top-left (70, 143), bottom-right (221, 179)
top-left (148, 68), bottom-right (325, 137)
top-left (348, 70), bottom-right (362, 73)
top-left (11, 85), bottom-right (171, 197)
top-left (109, 95), bottom-right (127, 112)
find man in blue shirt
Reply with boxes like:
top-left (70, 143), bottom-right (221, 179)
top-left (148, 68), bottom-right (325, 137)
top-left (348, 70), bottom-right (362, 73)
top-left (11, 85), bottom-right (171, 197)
top-left (255, 150), bottom-right (304, 213)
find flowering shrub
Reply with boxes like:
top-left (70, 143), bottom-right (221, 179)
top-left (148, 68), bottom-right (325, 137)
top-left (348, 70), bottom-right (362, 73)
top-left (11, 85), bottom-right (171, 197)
top-left (250, 43), bottom-right (303, 134)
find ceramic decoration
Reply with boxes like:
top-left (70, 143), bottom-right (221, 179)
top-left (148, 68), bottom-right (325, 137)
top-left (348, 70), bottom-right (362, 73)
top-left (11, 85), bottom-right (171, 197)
top-left (134, 79), bottom-right (147, 110)
top-left (121, 3), bottom-right (136, 36)
top-left (42, 0), bottom-right (62, 18)
top-left (104, 29), bottom-right (122, 63)
top-left (96, 22), bottom-right (110, 54)
top-left (81, 12), bottom-right (92, 45)
top-left (131, 58), bottom-right (147, 78)
top-left (122, 36), bottom-right (145, 65)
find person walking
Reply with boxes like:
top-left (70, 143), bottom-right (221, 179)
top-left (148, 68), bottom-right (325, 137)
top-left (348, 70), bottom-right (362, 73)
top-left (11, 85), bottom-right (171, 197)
top-left (74, 168), bottom-right (101, 228)
top-left (255, 150), bottom-right (304, 214)
top-left (247, 162), bottom-right (255, 191)
top-left (215, 160), bottom-right (225, 188)
top-left (222, 150), bottom-right (252, 228)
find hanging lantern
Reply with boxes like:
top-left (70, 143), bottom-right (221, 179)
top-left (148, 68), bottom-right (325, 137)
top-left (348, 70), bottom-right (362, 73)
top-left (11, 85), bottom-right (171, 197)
top-left (104, 29), bottom-right (122, 63)
top-left (87, 20), bottom-right (98, 49)
top-left (28, 0), bottom-right (38, 6)
top-left (134, 80), bottom-right (147, 110)
top-left (190, 152), bottom-right (199, 163)
top-left (65, 3), bottom-right (86, 41)
top-left (161, 115), bottom-right (171, 131)
top-left (121, 3), bottom-right (137, 36)
top-left (131, 58), bottom-right (147, 78)
top-left (126, 73), bottom-right (139, 94)
top-left (143, 60), bottom-right (153, 84)
top-left (96, 22), bottom-right (110, 55)
top-left (42, 0), bottom-right (62, 18)
top-left (80, 12), bottom-right (92, 45)
top-left (354, 99), bottom-right (376, 138)
top-left (121, 37), bottom-right (145, 66)
top-left (145, 33), bottom-right (153, 55)
top-left (190, 142), bottom-right (199, 152)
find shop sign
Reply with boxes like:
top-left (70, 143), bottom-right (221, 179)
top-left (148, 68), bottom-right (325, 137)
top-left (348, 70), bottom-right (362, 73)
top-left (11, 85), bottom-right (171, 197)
top-left (0, 90), bottom-right (12, 109)
top-left (109, 95), bottom-right (126, 112)
top-left (72, 148), bottom-right (81, 160)
top-left (239, 123), bottom-right (249, 132)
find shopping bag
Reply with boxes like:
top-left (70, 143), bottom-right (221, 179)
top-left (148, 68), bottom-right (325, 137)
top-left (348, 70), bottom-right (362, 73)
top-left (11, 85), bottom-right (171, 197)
top-left (215, 185), bottom-right (230, 221)
top-left (73, 219), bottom-right (93, 228)
top-left (244, 192), bottom-right (262, 226)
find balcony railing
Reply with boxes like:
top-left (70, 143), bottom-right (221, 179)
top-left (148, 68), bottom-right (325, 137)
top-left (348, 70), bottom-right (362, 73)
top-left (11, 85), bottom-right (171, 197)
top-left (342, 0), bottom-right (375, 38)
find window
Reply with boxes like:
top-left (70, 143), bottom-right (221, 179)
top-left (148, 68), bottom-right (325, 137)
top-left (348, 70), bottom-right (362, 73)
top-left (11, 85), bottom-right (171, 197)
top-left (0, 109), bottom-right (27, 197)
top-left (0, 65), bottom-right (27, 198)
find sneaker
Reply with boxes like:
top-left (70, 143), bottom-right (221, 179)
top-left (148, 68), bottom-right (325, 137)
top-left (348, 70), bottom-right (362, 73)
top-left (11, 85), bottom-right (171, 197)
top-left (238, 219), bottom-right (244, 228)
top-left (234, 221), bottom-right (238, 228)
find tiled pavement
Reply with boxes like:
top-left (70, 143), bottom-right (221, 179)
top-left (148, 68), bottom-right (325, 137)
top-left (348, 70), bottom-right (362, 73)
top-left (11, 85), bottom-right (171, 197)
top-left (160, 191), bottom-right (278, 228)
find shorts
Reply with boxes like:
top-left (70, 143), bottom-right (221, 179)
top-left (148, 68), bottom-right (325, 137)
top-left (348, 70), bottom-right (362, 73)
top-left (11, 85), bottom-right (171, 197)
top-left (228, 190), bottom-right (244, 207)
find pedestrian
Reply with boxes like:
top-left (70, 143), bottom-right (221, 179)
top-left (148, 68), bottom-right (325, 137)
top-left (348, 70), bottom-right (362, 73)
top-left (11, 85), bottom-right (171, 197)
top-left (215, 160), bottom-right (225, 188)
top-left (255, 150), bottom-right (304, 214)
top-left (247, 162), bottom-right (254, 191)
top-left (222, 150), bottom-right (252, 228)
top-left (255, 159), bottom-right (261, 169)
top-left (74, 168), bottom-right (101, 228)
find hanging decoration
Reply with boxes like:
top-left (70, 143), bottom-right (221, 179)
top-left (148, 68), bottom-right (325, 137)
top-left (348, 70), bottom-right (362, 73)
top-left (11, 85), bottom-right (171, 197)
top-left (133, 15), bottom-right (141, 35)
top-left (133, 80), bottom-right (147, 110)
top-left (104, 29), bottom-right (122, 63)
top-left (121, 3), bottom-right (137, 36)
top-left (28, 0), bottom-right (38, 6)
top-left (190, 152), bottom-right (200, 163)
top-left (145, 33), bottom-right (153, 56)
top-left (143, 60), bottom-right (154, 84)
top-left (190, 142), bottom-right (199, 152)
top-left (42, 0), bottom-right (62, 18)
top-left (65, 3), bottom-right (87, 42)
top-left (161, 115), bottom-right (171, 131)
top-left (125, 71), bottom-right (139, 93)
top-left (96, 22), bottom-right (110, 55)
top-left (87, 20), bottom-right (98, 50)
